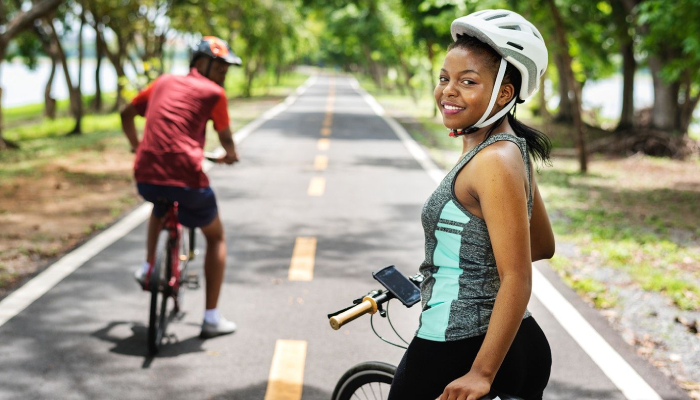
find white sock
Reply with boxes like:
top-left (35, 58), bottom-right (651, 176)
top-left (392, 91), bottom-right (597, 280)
top-left (142, 261), bottom-right (150, 274)
top-left (204, 308), bottom-right (220, 325)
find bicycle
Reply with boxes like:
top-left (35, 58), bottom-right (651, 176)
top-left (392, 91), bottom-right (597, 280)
top-left (145, 154), bottom-right (221, 355)
top-left (327, 265), bottom-right (522, 400)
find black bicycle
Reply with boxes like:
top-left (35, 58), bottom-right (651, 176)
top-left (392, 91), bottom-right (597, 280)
top-left (327, 265), bottom-right (520, 400)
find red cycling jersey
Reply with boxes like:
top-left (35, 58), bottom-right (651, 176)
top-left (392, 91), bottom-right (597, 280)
top-left (132, 68), bottom-right (229, 188)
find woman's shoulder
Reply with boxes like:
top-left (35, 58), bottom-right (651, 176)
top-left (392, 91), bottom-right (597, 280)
top-left (468, 137), bottom-right (527, 179)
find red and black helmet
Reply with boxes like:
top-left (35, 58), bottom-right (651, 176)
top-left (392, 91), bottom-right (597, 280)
top-left (190, 36), bottom-right (242, 67)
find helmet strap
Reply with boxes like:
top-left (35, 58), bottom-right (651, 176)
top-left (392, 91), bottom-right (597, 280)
top-left (205, 57), bottom-right (214, 79)
top-left (448, 58), bottom-right (517, 137)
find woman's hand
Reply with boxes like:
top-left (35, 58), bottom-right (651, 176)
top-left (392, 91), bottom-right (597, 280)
top-left (436, 370), bottom-right (491, 400)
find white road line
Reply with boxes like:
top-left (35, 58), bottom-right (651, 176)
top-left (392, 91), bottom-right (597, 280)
top-left (0, 75), bottom-right (319, 330)
top-left (350, 76), bottom-right (662, 400)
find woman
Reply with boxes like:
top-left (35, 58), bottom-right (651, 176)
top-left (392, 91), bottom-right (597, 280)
top-left (388, 10), bottom-right (555, 400)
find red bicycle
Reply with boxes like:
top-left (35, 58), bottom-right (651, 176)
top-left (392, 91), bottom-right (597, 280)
top-left (145, 154), bottom-right (221, 355)
top-left (145, 200), bottom-right (199, 355)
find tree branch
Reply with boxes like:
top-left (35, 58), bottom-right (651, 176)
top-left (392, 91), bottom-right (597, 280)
top-left (0, 0), bottom-right (64, 47)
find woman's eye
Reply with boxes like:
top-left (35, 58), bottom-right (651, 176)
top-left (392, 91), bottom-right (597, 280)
top-left (439, 77), bottom-right (448, 83)
top-left (462, 79), bottom-right (475, 85)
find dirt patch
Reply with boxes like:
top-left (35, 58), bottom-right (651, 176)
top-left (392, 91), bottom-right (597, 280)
top-left (0, 143), bottom-right (138, 298)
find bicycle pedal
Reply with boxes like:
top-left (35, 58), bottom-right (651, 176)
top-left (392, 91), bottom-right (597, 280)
top-left (186, 273), bottom-right (200, 289)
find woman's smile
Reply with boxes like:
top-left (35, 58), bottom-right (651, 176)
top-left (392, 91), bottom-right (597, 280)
top-left (441, 101), bottom-right (466, 115)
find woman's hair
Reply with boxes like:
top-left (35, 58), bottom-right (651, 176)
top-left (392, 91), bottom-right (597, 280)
top-left (448, 35), bottom-right (551, 165)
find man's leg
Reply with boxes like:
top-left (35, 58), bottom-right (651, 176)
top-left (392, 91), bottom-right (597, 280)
top-left (146, 210), bottom-right (165, 265)
top-left (199, 214), bottom-right (226, 310)
top-left (199, 213), bottom-right (236, 338)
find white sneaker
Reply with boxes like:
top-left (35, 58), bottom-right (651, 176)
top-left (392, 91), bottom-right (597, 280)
top-left (134, 268), bottom-right (146, 289)
top-left (200, 317), bottom-right (237, 339)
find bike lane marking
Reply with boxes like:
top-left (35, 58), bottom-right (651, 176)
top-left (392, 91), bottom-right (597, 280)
top-left (314, 155), bottom-right (328, 171)
top-left (349, 77), bottom-right (663, 400)
top-left (317, 138), bottom-right (330, 151)
top-left (307, 177), bottom-right (326, 197)
top-left (289, 237), bottom-right (317, 282)
top-left (264, 339), bottom-right (308, 400)
top-left (0, 75), bottom-right (319, 330)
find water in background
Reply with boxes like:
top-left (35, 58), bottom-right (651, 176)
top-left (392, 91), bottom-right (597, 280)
top-left (0, 58), bottom-right (189, 108)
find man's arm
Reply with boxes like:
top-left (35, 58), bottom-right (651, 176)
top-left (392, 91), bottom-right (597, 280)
top-left (120, 104), bottom-right (140, 151)
top-left (217, 127), bottom-right (238, 164)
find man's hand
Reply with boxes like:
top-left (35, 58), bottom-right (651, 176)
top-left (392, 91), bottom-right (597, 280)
top-left (436, 371), bottom-right (491, 400)
top-left (219, 151), bottom-right (238, 165)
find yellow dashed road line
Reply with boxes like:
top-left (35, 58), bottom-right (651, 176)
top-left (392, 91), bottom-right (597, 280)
top-left (307, 177), bottom-right (326, 197)
top-left (317, 138), bottom-right (330, 151)
top-left (263, 340), bottom-right (308, 400)
top-left (314, 155), bottom-right (328, 171)
top-left (288, 237), bottom-right (317, 281)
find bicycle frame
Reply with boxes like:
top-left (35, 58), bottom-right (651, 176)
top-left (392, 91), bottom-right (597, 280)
top-left (144, 202), bottom-right (194, 297)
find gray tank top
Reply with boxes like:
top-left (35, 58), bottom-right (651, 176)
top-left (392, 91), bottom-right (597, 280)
top-left (417, 133), bottom-right (533, 342)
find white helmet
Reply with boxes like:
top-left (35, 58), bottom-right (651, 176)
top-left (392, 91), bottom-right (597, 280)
top-left (449, 10), bottom-right (548, 132)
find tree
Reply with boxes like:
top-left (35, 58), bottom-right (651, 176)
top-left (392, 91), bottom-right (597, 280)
top-left (545, 0), bottom-right (588, 172)
top-left (0, 0), bottom-right (65, 150)
top-left (635, 0), bottom-right (700, 136)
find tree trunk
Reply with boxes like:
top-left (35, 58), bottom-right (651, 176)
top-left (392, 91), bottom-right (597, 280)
top-left (612, 0), bottom-right (635, 132)
top-left (547, 0), bottom-right (587, 173)
top-left (428, 40), bottom-right (438, 117)
top-left (0, 0), bottom-right (64, 151)
top-left (538, 72), bottom-right (551, 136)
top-left (553, 53), bottom-right (573, 123)
top-left (69, 11), bottom-right (86, 135)
top-left (93, 23), bottom-right (103, 112)
top-left (47, 19), bottom-right (81, 129)
top-left (649, 56), bottom-right (680, 133)
top-left (44, 55), bottom-right (57, 119)
top-left (362, 44), bottom-right (383, 90)
top-left (616, 40), bottom-right (635, 131)
top-left (679, 74), bottom-right (700, 134)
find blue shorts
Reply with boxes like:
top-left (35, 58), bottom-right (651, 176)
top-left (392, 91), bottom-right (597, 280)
top-left (137, 183), bottom-right (218, 228)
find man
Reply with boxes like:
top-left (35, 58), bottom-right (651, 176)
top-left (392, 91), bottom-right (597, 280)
top-left (120, 36), bottom-right (240, 339)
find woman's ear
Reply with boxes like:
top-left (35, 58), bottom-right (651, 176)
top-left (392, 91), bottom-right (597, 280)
top-left (497, 83), bottom-right (515, 107)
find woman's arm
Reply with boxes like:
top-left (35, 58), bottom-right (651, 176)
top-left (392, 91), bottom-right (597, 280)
top-left (529, 173), bottom-right (555, 261)
top-left (438, 142), bottom-right (532, 400)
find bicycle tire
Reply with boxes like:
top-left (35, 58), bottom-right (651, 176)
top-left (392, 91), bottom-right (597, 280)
top-left (332, 361), bottom-right (396, 400)
top-left (148, 231), bottom-right (170, 355)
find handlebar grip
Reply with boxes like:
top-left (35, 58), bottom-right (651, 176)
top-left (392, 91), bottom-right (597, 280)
top-left (329, 296), bottom-right (378, 330)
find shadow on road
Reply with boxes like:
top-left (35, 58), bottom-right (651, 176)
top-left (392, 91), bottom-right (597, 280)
top-left (91, 320), bottom-right (206, 368)
top-left (209, 381), bottom-right (332, 400)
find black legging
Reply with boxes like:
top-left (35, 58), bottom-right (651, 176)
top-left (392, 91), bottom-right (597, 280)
top-left (388, 317), bottom-right (551, 400)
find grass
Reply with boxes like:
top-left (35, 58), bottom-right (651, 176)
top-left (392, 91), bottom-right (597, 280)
top-left (359, 73), bottom-right (700, 312)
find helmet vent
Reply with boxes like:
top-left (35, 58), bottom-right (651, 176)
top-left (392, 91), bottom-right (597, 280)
top-left (485, 13), bottom-right (509, 21)
top-left (472, 10), bottom-right (489, 17)
top-left (506, 41), bottom-right (524, 50)
top-left (500, 25), bottom-right (522, 31)
top-left (531, 29), bottom-right (542, 40)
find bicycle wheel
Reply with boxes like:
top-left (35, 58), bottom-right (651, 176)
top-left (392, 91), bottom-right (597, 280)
top-left (332, 361), bottom-right (395, 400)
top-left (148, 231), bottom-right (171, 355)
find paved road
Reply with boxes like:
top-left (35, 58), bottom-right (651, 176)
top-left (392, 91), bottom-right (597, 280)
top-left (0, 75), bottom-right (691, 400)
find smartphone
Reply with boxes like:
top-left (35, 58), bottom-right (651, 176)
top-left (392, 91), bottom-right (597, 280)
top-left (372, 265), bottom-right (421, 307)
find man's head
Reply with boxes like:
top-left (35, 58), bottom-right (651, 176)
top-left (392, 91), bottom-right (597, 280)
top-left (190, 36), bottom-right (242, 87)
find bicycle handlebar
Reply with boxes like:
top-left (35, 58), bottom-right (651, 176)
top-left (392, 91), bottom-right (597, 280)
top-left (329, 292), bottom-right (391, 330)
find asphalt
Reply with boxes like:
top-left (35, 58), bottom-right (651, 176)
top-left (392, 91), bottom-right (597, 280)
top-left (0, 75), bottom-right (691, 400)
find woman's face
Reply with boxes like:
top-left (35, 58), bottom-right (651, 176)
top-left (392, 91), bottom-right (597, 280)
top-left (434, 47), bottom-right (498, 130)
